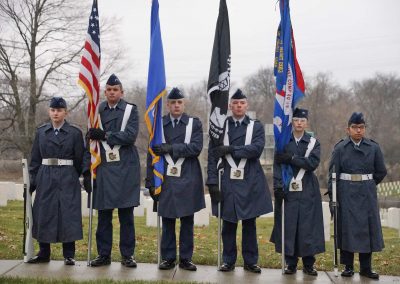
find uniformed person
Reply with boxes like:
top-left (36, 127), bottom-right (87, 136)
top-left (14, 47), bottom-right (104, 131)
top-left (28, 97), bottom-right (85, 265)
top-left (328, 112), bottom-right (387, 280)
top-left (146, 87), bottom-right (205, 271)
top-left (207, 89), bottom-right (273, 273)
top-left (270, 108), bottom-right (325, 276)
top-left (84, 74), bottom-right (141, 268)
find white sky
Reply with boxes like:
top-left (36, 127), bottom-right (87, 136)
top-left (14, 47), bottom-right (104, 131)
top-left (98, 0), bottom-right (400, 89)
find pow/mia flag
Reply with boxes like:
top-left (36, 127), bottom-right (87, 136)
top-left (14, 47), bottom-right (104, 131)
top-left (207, 0), bottom-right (231, 145)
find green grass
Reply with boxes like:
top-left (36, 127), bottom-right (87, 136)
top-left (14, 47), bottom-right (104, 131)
top-left (1, 200), bottom-right (399, 276)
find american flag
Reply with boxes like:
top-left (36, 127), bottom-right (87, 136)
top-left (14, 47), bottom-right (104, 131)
top-left (78, 0), bottom-right (101, 177)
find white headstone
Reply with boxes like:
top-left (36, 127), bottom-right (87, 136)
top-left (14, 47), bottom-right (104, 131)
top-left (0, 189), bottom-right (7, 206)
top-left (194, 208), bottom-right (209, 227)
top-left (81, 191), bottom-right (96, 217)
top-left (0, 181), bottom-right (16, 200)
top-left (380, 208), bottom-right (388, 227)
top-left (204, 194), bottom-right (212, 216)
top-left (322, 202), bottom-right (331, 242)
top-left (135, 192), bottom-right (145, 217)
top-left (145, 198), bottom-right (160, 227)
top-left (388, 207), bottom-right (400, 229)
top-left (15, 183), bottom-right (24, 201)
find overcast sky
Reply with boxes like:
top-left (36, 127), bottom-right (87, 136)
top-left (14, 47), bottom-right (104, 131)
top-left (98, 0), bottom-right (400, 90)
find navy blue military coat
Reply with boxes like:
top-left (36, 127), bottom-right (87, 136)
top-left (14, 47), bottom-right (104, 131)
top-left (29, 121), bottom-right (84, 243)
top-left (270, 133), bottom-right (325, 257)
top-left (328, 137), bottom-right (387, 253)
top-left (146, 113), bottom-right (205, 218)
top-left (207, 116), bottom-right (273, 223)
top-left (88, 99), bottom-right (141, 210)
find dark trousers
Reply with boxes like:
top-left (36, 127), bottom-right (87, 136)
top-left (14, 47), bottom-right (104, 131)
top-left (38, 242), bottom-right (75, 258)
top-left (161, 215), bottom-right (194, 262)
top-left (222, 218), bottom-right (258, 265)
top-left (96, 207), bottom-right (135, 258)
top-left (340, 250), bottom-right (372, 270)
top-left (285, 255), bottom-right (315, 268)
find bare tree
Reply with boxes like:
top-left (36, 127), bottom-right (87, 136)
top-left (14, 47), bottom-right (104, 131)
top-left (0, 0), bottom-right (126, 158)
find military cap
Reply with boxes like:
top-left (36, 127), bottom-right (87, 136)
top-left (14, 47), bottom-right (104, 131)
top-left (167, 87), bottom-right (184, 99)
top-left (106, 73), bottom-right (122, 86)
top-left (348, 112), bottom-right (365, 126)
top-left (231, 89), bottom-right (247, 100)
top-left (49, 97), bottom-right (67, 109)
top-left (293, 108), bottom-right (308, 119)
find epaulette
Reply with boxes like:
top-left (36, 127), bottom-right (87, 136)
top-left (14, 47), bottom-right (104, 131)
top-left (334, 138), bottom-right (345, 148)
top-left (69, 124), bottom-right (83, 132)
top-left (125, 102), bottom-right (137, 107)
top-left (368, 138), bottom-right (379, 145)
top-left (37, 123), bottom-right (49, 129)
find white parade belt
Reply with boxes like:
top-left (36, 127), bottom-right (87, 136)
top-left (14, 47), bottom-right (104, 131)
top-left (339, 173), bottom-right (373, 182)
top-left (42, 158), bottom-right (73, 166)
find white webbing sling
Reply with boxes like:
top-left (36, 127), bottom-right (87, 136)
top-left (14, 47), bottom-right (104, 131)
top-left (162, 117), bottom-right (193, 176)
top-left (223, 120), bottom-right (255, 179)
top-left (289, 136), bottom-right (316, 191)
top-left (98, 104), bottom-right (133, 162)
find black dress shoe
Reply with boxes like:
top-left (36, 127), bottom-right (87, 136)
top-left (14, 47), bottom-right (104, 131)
top-left (64, 257), bottom-right (75, 266)
top-left (219, 263), bottom-right (235, 272)
top-left (179, 260), bottom-right (197, 271)
top-left (303, 266), bottom-right (318, 276)
top-left (360, 269), bottom-right (379, 280)
top-left (90, 255), bottom-right (111, 267)
top-left (121, 256), bottom-right (137, 268)
top-left (341, 265), bottom-right (354, 277)
top-left (284, 265), bottom-right (297, 275)
top-left (159, 259), bottom-right (175, 270)
top-left (27, 255), bottom-right (50, 264)
top-left (244, 263), bottom-right (261, 273)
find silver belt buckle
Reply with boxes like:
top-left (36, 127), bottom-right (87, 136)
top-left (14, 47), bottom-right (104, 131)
top-left (351, 174), bottom-right (362, 182)
top-left (48, 158), bottom-right (58, 166)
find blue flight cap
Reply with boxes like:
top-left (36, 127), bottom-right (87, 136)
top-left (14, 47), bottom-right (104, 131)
top-left (231, 89), bottom-right (247, 100)
top-left (106, 74), bottom-right (122, 86)
top-left (167, 87), bottom-right (184, 99)
top-left (293, 108), bottom-right (308, 119)
top-left (348, 112), bottom-right (365, 126)
top-left (49, 97), bottom-right (67, 109)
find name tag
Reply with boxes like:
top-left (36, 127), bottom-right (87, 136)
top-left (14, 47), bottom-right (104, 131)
top-left (230, 168), bottom-right (244, 180)
top-left (289, 179), bottom-right (303, 192)
top-left (167, 165), bottom-right (181, 177)
top-left (106, 149), bottom-right (120, 162)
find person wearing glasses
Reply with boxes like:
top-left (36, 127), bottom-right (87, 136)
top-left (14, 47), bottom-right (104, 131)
top-left (271, 108), bottom-right (325, 276)
top-left (328, 112), bottom-right (387, 280)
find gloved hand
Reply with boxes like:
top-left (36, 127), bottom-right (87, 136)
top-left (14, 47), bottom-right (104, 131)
top-left (274, 187), bottom-right (286, 202)
top-left (29, 183), bottom-right (36, 194)
top-left (87, 128), bottom-right (106, 141)
top-left (216, 145), bottom-right (234, 157)
top-left (274, 152), bottom-right (293, 164)
top-left (83, 172), bottom-right (92, 193)
top-left (329, 200), bottom-right (336, 218)
top-left (208, 184), bottom-right (221, 203)
top-left (148, 186), bottom-right (159, 202)
top-left (153, 143), bottom-right (173, 156)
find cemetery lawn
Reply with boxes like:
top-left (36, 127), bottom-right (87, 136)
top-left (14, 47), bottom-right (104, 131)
top-left (1, 200), bottom-right (399, 275)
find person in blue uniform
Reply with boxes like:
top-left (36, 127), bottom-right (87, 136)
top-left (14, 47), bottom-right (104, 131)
top-left (146, 87), bottom-right (205, 271)
top-left (28, 97), bottom-right (85, 266)
top-left (271, 108), bottom-right (325, 276)
top-left (84, 74), bottom-right (141, 268)
top-left (206, 89), bottom-right (273, 273)
top-left (328, 112), bottom-right (387, 280)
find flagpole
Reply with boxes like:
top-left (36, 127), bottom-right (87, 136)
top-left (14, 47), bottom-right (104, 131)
top-left (217, 168), bottom-right (223, 270)
top-left (87, 177), bottom-right (94, 266)
top-left (281, 198), bottom-right (285, 274)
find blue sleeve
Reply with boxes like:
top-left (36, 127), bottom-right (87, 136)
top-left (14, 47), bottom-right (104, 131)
top-left (290, 139), bottom-right (321, 171)
top-left (231, 121), bottom-right (265, 159)
top-left (373, 145), bottom-right (387, 185)
top-left (29, 131), bottom-right (42, 184)
top-left (206, 139), bottom-right (219, 185)
top-left (172, 118), bottom-right (203, 159)
top-left (106, 105), bottom-right (139, 146)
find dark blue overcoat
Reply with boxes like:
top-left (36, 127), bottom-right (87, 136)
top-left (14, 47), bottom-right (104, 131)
top-left (146, 114), bottom-right (205, 218)
top-left (270, 133), bottom-right (325, 256)
top-left (207, 116), bottom-right (273, 223)
top-left (29, 121), bottom-right (84, 243)
top-left (90, 99), bottom-right (141, 210)
top-left (328, 137), bottom-right (387, 253)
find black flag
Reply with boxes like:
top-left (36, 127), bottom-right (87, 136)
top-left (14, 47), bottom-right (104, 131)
top-left (207, 0), bottom-right (231, 145)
